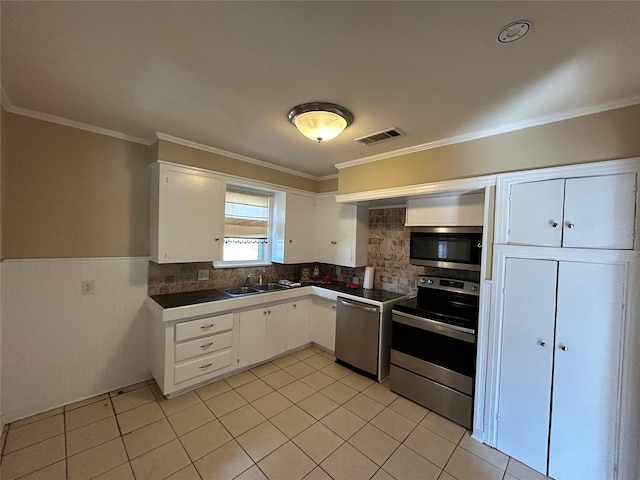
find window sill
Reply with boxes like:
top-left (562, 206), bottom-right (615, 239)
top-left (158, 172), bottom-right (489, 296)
top-left (213, 261), bottom-right (273, 269)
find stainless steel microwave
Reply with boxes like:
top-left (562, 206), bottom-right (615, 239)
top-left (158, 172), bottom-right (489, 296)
top-left (409, 226), bottom-right (482, 271)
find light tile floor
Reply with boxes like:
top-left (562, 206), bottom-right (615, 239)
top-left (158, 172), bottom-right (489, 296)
top-left (0, 346), bottom-right (552, 480)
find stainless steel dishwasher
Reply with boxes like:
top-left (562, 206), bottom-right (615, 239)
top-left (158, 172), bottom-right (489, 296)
top-left (335, 296), bottom-right (380, 379)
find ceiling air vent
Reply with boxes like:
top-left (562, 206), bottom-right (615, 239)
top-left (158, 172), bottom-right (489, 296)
top-left (354, 128), bottom-right (403, 146)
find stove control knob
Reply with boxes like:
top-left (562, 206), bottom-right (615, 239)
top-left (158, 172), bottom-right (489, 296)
top-left (427, 279), bottom-right (433, 284)
top-left (419, 278), bottom-right (426, 284)
top-left (471, 286), bottom-right (478, 292)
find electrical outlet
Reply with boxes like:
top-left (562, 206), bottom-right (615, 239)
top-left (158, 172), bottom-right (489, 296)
top-left (198, 269), bottom-right (210, 281)
top-left (81, 280), bottom-right (94, 295)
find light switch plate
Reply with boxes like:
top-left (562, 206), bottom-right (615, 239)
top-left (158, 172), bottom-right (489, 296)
top-left (198, 269), bottom-right (210, 281)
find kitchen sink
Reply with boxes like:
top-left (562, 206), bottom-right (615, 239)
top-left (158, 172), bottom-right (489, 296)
top-left (254, 283), bottom-right (289, 292)
top-left (221, 286), bottom-right (262, 296)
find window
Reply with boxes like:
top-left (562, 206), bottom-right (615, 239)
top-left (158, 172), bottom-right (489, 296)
top-left (221, 189), bottom-right (271, 265)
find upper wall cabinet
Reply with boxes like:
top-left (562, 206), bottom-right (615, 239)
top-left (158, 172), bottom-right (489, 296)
top-left (405, 192), bottom-right (484, 226)
top-left (272, 192), bottom-right (316, 264)
top-left (150, 162), bottom-right (225, 264)
top-left (316, 196), bottom-right (368, 267)
top-left (507, 173), bottom-right (637, 249)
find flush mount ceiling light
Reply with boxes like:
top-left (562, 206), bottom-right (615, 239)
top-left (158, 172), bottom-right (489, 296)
top-left (498, 20), bottom-right (531, 43)
top-left (287, 102), bottom-right (354, 143)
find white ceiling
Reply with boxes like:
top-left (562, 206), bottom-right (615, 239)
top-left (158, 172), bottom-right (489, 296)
top-left (2, 1), bottom-right (640, 178)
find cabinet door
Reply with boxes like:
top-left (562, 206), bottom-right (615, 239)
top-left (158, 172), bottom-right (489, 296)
top-left (405, 193), bottom-right (485, 226)
top-left (496, 258), bottom-right (557, 474)
top-left (334, 204), bottom-right (356, 266)
top-left (265, 303), bottom-right (290, 359)
top-left (508, 179), bottom-right (565, 247)
top-left (162, 167), bottom-right (224, 263)
top-left (549, 262), bottom-right (624, 480)
top-left (289, 299), bottom-right (312, 350)
top-left (562, 173), bottom-right (636, 249)
top-left (315, 196), bottom-right (339, 264)
top-left (238, 308), bottom-right (267, 368)
top-left (311, 299), bottom-right (336, 351)
top-left (285, 194), bottom-right (316, 263)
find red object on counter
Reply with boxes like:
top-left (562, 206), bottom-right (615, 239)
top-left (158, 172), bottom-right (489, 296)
top-left (346, 282), bottom-right (359, 289)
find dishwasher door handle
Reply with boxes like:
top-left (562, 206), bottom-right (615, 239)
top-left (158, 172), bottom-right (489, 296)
top-left (338, 298), bottom-right (378, 313)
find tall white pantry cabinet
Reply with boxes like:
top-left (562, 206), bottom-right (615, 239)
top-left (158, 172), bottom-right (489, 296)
top-left (487, 159), bottom-right (640, 480)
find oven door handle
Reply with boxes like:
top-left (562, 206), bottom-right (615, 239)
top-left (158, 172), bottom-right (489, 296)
top-left (392, 310), bottom-right (475, 343)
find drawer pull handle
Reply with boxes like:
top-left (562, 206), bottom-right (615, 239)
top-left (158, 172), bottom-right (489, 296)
top-left (200, 343), bottom-right (213, 349)
top-left (200, 324), bottom-right (214, 330)
top-left (199, 363), bottom-right (213, 369)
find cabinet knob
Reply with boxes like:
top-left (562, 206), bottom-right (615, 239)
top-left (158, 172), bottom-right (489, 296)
top-left (538, 341), bottom-right (546, 347)
top-left (289, 240), bottom-right (293, 243)
top-left (550, 222), bottom-right (558, 228)
top-left (566, 223), bottom-right (575, 229)
top-left (215, 238), bottom-right (220, 241)
top-left (559, 345), bottom-right (568, 351)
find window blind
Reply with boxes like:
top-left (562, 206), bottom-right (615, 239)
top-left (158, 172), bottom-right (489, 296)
top-left (224, 190), bottom-right (269, 244)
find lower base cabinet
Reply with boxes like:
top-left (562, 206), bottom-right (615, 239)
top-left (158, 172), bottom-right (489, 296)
top-left (496, 258), bottom-right (625, 480)
top-left (240, 298), bottom-right (312, 368)
top-left (150, 312), bottom-right (239, 396)
top-left (311, 298), bottom-right (336, 352)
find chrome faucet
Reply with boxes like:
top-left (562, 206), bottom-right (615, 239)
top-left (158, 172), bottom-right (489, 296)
top-left (245, 274), bottom-right (253, 286)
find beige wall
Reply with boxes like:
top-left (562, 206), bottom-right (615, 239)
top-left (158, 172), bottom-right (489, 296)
top-left (157, 140), bottom-right (320, 193)
top-left (2, 113), bottom-right (152, 259)
top-left (338, 104), bottom-right (640, 194)
top-left (1, 114), bottom-right (330, 259)
top-left (316, 177), bottom-right (339, 193)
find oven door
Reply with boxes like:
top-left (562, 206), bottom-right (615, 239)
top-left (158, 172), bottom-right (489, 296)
top-left (390, 310), bottom-right (476, 395)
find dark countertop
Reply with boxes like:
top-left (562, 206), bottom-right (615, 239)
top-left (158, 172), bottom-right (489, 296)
top-left (309, 282), bottom-right (408, 304)
top-left (150, 281), bottom-right (407, 309)
top-left (151, 289), bottom-right (232, 309)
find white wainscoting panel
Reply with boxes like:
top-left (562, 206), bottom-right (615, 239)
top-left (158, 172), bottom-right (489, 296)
top-left (1, 257), bottom-right (150, 423)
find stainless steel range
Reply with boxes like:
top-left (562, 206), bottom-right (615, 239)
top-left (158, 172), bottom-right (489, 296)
top-left (389, 275), bottom-right (479, 428)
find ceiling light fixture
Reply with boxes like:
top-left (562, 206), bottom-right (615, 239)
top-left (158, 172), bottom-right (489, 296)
top-left (287, 102), bottom-right (354, 143)
top-left (497, 20), bottom-right (531, 43)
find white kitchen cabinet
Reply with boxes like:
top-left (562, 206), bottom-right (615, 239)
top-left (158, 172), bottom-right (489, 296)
top-left (265, 299), bottom-right (311, 359)
top-left (496, 257), bottom-right (624, 479)
top-left (150, 162), bottom-right (225, 264)
top-left (507, 173), bottom-right (636, 249)
top-left (311, 297), bottom-right (336, 352)
top-left (405, 192), bottom-right (484, 226)
top-left (149, 311), bottom-right (238, 396)
top-left (316, 196), bottom-right (368, 267)
top-left (272, 192), bottom-right (316, 264)
top-left (238, 307), bottom-right (267, 369)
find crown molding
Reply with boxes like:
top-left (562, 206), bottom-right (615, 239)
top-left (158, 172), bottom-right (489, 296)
top-left (335, 94), bottom-right (640, 170)
top-left (155, 132), bottom-right (323, 181)
top-left (335, 174), bottom-right (497, 204)
top-left (1, 89), bottom-right (152, 145)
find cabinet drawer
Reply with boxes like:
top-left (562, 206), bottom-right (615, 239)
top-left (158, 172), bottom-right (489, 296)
top-left (175, 331), bottom-right (233, 363)
top-left (175, 313), bottom-right (233, 342)
top-left (174, 349), bottom-right (233, 384)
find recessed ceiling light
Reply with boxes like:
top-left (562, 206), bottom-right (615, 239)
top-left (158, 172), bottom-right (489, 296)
top-left (497, 20), bottom-right (531, 43)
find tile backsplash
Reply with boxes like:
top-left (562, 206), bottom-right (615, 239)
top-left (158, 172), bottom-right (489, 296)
top-left (148, 206), bottom-right (479, 296)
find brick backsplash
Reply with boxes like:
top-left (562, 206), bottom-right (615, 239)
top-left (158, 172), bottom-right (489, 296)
top-left (148, 207), bottom-right (479, 296)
